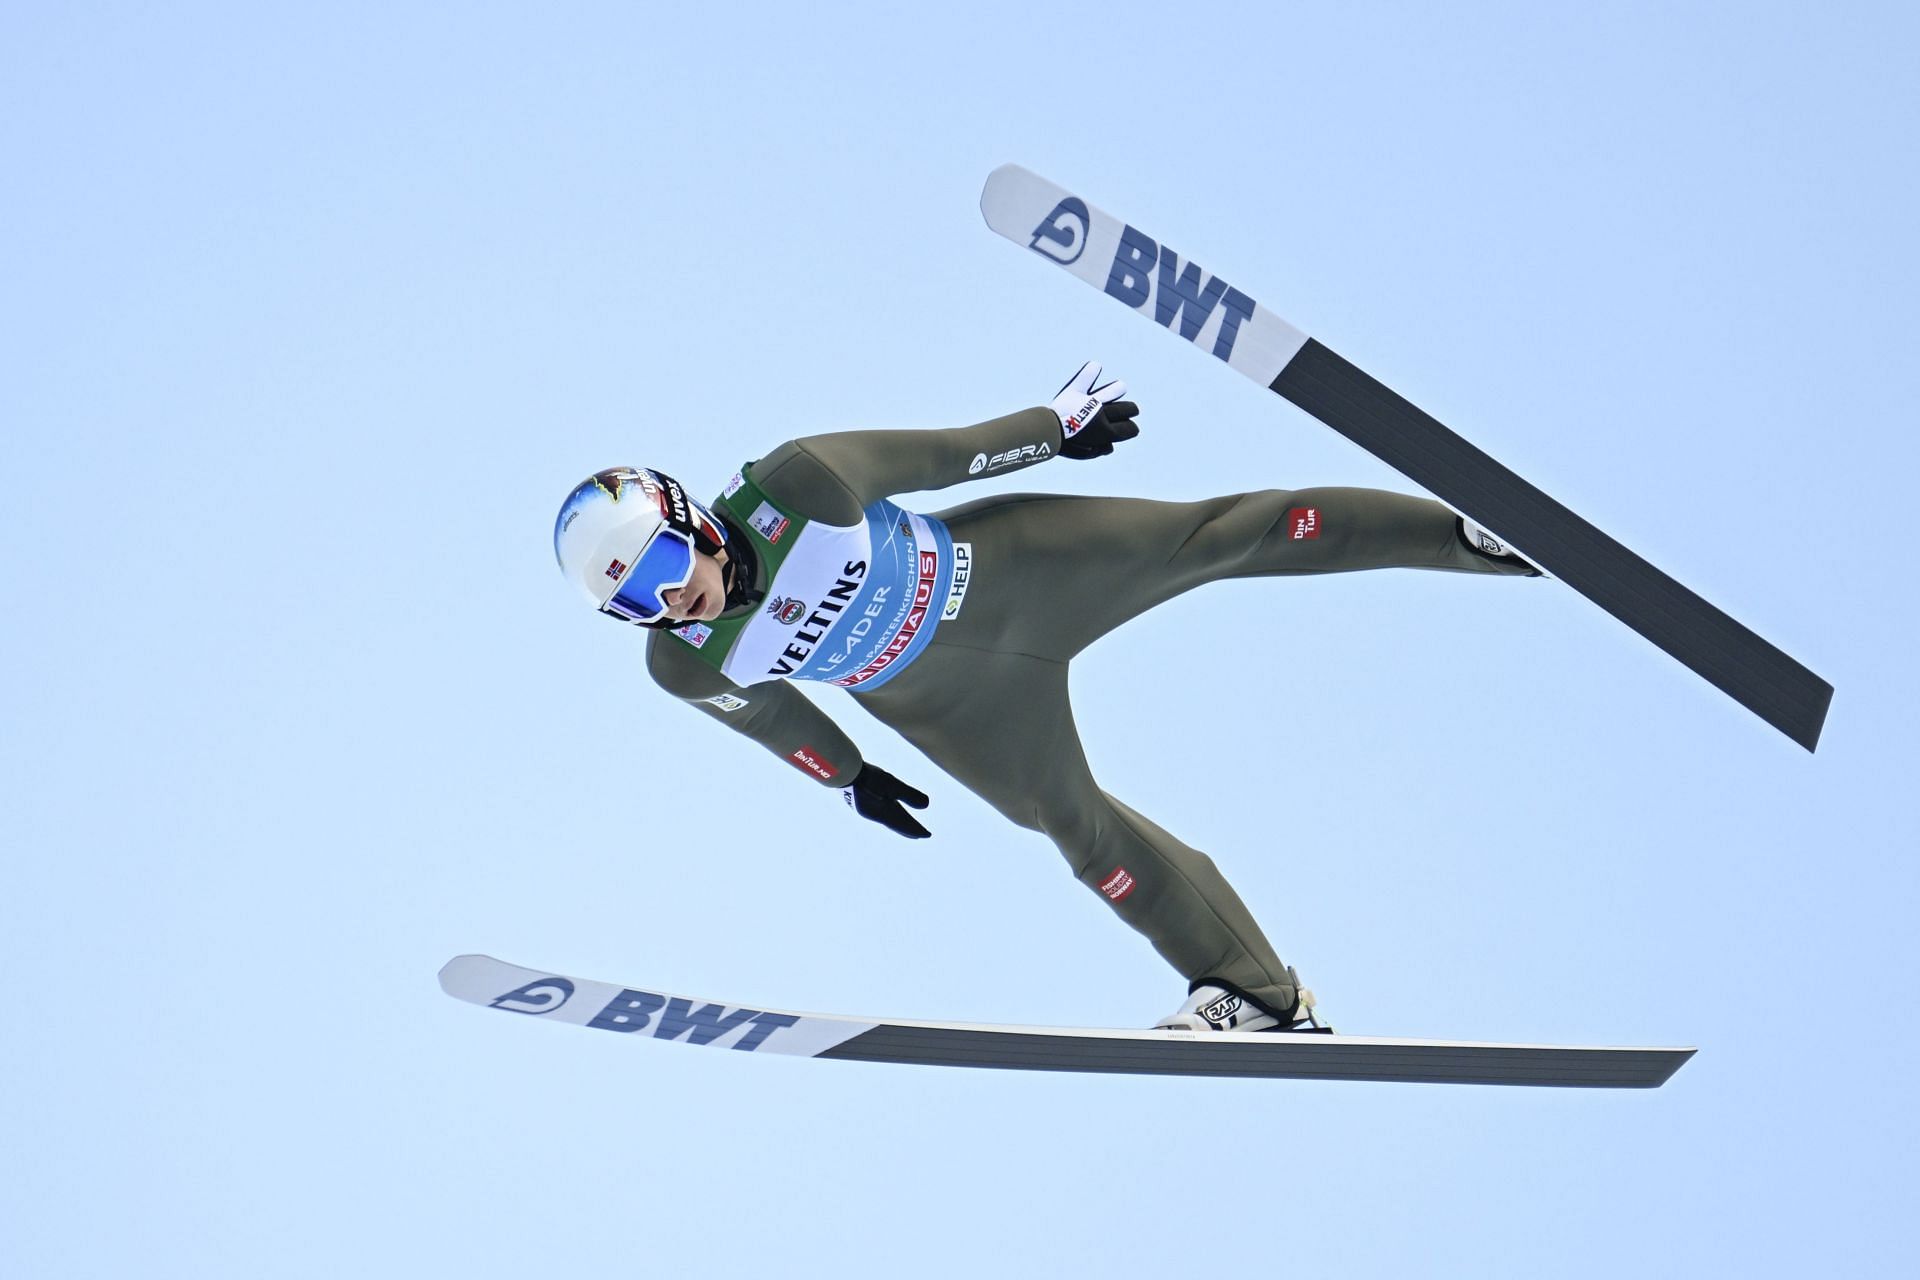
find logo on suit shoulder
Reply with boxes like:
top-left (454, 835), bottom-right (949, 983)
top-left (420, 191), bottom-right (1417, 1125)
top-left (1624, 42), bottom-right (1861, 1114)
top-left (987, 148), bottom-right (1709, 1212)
top-left (750, 501), bottom-right (791, 544)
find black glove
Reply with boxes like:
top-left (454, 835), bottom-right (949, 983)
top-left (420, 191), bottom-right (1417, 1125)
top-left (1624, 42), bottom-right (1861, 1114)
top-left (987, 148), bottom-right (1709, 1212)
top-left (1047, 359), bottom-right (1141, 460)
top-left (1059, 398), bottom-right (1140, 460)
top-left (842, 763), bottom-right (932, 839)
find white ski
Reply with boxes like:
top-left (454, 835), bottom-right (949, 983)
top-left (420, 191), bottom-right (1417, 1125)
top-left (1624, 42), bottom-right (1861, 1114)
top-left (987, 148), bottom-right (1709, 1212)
top-left (980, 163), bottom-right (1832, 751)
top-left (440, 955), bottom-right (1693, 1089)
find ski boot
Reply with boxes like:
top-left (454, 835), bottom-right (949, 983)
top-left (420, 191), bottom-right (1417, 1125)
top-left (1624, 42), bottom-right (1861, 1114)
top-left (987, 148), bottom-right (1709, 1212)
top-left (1459, 517), bottom-right (1542, 575)
top-left (1154, 970), bottom-right (1332, 1034)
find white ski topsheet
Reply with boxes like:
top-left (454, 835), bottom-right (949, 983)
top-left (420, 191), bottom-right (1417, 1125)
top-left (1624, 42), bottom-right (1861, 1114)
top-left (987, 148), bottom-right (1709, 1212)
top-left (980, 164), bottom-right (1310, 386)
top-left (439, 954), bottom-right (874, 1058)
top-left (439, 955), bottom-right (1695, 1087)
top-left (980, 162), bottom-right (1534, 563)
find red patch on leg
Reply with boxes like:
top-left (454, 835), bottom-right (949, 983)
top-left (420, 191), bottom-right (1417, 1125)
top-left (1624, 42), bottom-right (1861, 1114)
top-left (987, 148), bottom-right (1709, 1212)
top-left (1099, 867), bottom-right (1136, 902)
top-left (1286, 507), bottom-right (1321, 540)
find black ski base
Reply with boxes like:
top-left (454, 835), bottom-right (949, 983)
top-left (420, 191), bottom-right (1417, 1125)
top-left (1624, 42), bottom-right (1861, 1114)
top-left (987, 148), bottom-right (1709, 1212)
top-left (1271, 339), bottom-right (1832, 751)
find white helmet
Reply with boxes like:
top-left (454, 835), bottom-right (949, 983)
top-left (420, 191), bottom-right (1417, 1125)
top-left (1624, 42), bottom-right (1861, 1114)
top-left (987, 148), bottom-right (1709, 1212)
top-left (553, 467), bottom-right (728, 625)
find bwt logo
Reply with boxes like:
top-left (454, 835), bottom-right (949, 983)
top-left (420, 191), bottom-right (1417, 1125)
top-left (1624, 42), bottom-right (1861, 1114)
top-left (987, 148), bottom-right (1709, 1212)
top-left (587, 988), bottom-right (802, 1052)
top-left (1028, 196), bottom-right (1258, 363)
top-left (1105, 225), bottom-right (1257, 364)
top-left (1029, 196), bottom-right (1090, 264)
top-left (491, 977), bottom-right (577, 1015)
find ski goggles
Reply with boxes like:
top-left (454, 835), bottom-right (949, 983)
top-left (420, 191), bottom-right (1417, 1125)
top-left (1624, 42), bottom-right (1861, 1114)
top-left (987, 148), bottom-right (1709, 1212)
top-left (602, 524), bottom-right (698, 625)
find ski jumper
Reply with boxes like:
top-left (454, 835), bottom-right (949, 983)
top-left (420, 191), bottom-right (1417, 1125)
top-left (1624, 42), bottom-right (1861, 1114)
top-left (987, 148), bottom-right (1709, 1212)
top-left (644, 407), bottom-right (1532, 1017)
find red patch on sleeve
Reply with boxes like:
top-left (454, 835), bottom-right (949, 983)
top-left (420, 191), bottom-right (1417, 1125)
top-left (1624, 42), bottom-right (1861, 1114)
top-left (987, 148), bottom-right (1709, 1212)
top-left (789, 746), bottom-right (839, 782)
top-left (1099, 867), bottom-right (1136, 902)
top-left (1286, 507), bottom-right (1321, 540)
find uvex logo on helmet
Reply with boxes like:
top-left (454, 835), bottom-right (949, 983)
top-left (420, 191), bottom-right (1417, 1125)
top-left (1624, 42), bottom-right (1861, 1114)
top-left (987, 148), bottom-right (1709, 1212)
top-left (637, 469), bottom-right (692, 526)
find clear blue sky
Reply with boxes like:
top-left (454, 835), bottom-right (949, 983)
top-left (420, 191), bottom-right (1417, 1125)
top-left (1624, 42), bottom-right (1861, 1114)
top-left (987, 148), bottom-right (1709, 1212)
top-left (5, 3), bottom-right (1915, 1276)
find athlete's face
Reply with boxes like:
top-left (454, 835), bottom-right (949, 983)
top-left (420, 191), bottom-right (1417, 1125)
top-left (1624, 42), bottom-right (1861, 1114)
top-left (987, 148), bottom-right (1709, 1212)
top-left (660, 549), bottom-right (727, 623)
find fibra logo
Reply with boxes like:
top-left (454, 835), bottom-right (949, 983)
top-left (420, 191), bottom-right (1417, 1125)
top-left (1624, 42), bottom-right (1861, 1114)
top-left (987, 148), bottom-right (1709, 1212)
top-left (1029, 195), bottom-right (1090, 265)
top-left (490, 976), bottom-right (576, 1015)
top-left (969, 453), bottom-right (988, 475)
top-left (984, 442), bottom-right (1051, 471)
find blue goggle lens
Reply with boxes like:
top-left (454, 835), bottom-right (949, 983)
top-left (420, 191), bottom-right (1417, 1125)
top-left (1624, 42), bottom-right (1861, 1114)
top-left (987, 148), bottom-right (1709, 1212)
top-left (604, 527), bottom-right (698, 623)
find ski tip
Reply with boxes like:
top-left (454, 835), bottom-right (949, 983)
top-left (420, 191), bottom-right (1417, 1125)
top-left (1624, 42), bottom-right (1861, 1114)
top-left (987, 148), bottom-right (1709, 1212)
top-left (1647, 1046), bottom-right (1698, 1088)
top-left (979, 163), bottom-right (1044, 221)
top-left (437, 954), bottom-right (496, 992)
top-left (980, 163), bottom-right (1015, 217)
top-left (1796, 681), bottom-right (1834, 753)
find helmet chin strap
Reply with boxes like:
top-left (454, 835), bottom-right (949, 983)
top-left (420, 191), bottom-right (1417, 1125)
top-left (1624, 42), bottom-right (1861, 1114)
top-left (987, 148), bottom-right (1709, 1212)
top-left (716, 514), bottom-right (764, 611)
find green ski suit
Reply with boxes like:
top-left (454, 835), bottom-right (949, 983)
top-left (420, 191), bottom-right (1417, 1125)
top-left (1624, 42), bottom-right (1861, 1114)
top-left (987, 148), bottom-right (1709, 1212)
top-left (644, 406), bottom-right (1532, 1018)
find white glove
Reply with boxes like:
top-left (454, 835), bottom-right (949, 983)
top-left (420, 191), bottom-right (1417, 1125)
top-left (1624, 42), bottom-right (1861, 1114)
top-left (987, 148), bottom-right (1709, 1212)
top-left (1047, 360), bottom-right (1128, 442)
top-left (1047, 361), bottom-right (1140, 460)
